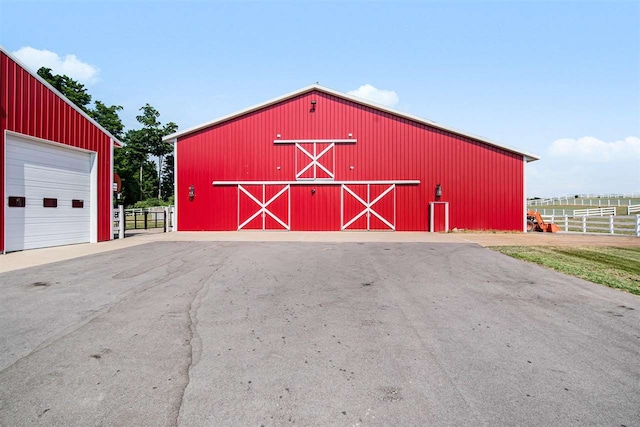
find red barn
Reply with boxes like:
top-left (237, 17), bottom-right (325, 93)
top-left (164, 85), bottom-right (538, 233)
top-left (1, 47), bottom-right (121, 253)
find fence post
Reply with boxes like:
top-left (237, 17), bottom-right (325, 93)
top-left (551, 214), bottom-right (555, 225)
top-left (564, 215), bottom-right (568, 232)
top-left (144, 210), bottom-right (148, 230)
top-left (609, 215), bottom-right (614, 234)
top-left (582, 216), bottom-right (587, 233)
top-left (119, 205), bottom-right (125, 239)
top-left (171, 206), bottom-right (176, 232)
top-left (636, 215), bottom-right (640, 237)
top-left (164, 207), bottom-right (168, 232)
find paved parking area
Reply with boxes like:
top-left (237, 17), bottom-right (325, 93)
top-left (1, 231), bottom-right (638, 274)
top-left (1, 241), bottom-right (639, 426)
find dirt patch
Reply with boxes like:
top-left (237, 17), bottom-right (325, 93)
top-left (457, 232), bottom-right (640, 248)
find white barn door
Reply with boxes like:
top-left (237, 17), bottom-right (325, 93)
top-left (5, 134), bottom-right (94, 252)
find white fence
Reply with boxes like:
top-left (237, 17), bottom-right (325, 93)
top-left (541, 214), bottom-right (640, 236)
top-left (113, 205), bottom-right (175, 238)
top-left (572, 207), bottom-right (616, 217)
top-left (532, 207), bottom-right (616, 217)
top-left (529, 197), bottom-right (640, 207)
top-left (627, 204), bottom-right (640, 215)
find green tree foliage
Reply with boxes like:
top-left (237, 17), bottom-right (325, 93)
top-left (90, 101), bottom-right (124, 140)
top-left (37, 67), bottom-right (92, 113)
top-left (129, 104), bottom-right (178, 199)
top-left (36, 67), bottom-right (178, 207)
top-left (161, 154), bottom-right (175, 201)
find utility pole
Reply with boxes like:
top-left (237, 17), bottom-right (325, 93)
top-left (158, 155), bottom-right (162, 200)
top-left (140, 164), bottom-right (143, 201)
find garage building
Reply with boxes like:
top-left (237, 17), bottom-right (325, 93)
top-left (1, 47), bottom-right (120, 252)
top-left (164, 85), bottom-right (538, 232)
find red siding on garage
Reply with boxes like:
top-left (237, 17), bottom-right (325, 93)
top-left (176, 90), bottom-right (524, 232)
top-left (0, 51), bottom-right (113, 251)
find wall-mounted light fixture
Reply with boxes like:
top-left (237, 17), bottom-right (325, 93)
top-left (310, 99), bottom-right (316, 112)
top-left (189, 185), bottom-right (195, 201)
top-left (348, 133), bottom-right (353, 138)
top-left (435, 183), bottom-right (442, 199)
top-left (311, 188), bottom-right (316, 195)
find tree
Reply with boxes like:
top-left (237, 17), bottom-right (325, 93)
top-left (90, 101), bottom-right (124, 140)
top-left (37, 67), bottom-right (92, 113)
top-left (161, 153), bottom-right (174, 201)
top-left (36, 68), bottom-right (178, 205)
top-left (132, 104), bottom-right (178, 200)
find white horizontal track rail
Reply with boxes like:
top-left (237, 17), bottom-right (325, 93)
top-left (273, 139), bottom-right (357, 144)
top-left (214, 180), bottom-right (420, 186)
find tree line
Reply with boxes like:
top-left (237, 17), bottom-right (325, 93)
top-left (37, 68), bottom-right (177, 207)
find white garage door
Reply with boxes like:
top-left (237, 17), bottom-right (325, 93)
top-left (5, 135), bottom-right (93, 252)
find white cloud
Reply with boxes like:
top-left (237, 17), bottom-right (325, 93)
top-left (548, 136), bottom-right (640, 162)
top-left (347, 84), bottom-right (399, 107)
top-left (526, 136), bottom-right (640, 197)
top-left (12, 46), bottom-right (100, 85)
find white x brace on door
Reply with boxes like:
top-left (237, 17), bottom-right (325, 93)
top-left (341, 183), bottom-right (396, 230)
top-left (295, 143), bottom-right (335, 180)
top-left (238, 184), bottom-right (290, 230)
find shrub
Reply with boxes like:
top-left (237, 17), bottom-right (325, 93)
top-left (132, 198), bottom-right (172, 208)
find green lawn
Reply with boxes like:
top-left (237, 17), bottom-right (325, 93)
top-left (491, 246), bottom-right (640, 295)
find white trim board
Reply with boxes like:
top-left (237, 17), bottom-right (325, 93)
top-left (214, 180), bottom-right (420, 186)
top-left (274, 139), bottom-right (357, 144)
top-left (429, 202), bottom-right (449, 233)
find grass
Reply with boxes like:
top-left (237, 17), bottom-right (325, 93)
top-left (528, 205), bottom-right (630, 216)
top-left (491, 246), bottom-right (640, 295)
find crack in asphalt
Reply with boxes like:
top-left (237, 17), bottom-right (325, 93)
top-left (173, 258), bottom-right (225, 427)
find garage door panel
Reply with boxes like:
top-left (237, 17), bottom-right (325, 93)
top-left (7, 142), bottom-right (91, 172)
top-left (5, 136), bottom-right (93, 252)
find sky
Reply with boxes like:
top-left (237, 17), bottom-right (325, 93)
top-left (1, 0), bottom-right (639, 198)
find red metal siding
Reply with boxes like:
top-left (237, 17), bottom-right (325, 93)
top-left (0, 52), bottom-right (113, 251)
top-left (176, 90), bottom-right (524, 232)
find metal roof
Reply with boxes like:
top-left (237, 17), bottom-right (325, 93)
top-left (163, 84), bottom-right (539, 162)
top-left (0, 45), bottom-right (123, 147)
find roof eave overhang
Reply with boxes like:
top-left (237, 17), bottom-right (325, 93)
top-left (163, 84), bottom-right (539, 162)
top-left (0, 45), bottom-right (124, 147)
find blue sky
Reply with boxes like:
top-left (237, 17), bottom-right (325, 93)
top-left (2, 0), bottom-right (639, 197)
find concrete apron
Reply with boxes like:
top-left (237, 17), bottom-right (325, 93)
top-left (1, 230), bottom-right (638, 274)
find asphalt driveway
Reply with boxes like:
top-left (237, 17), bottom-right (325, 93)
top-left (0, 241), bottom-right (638, 426)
